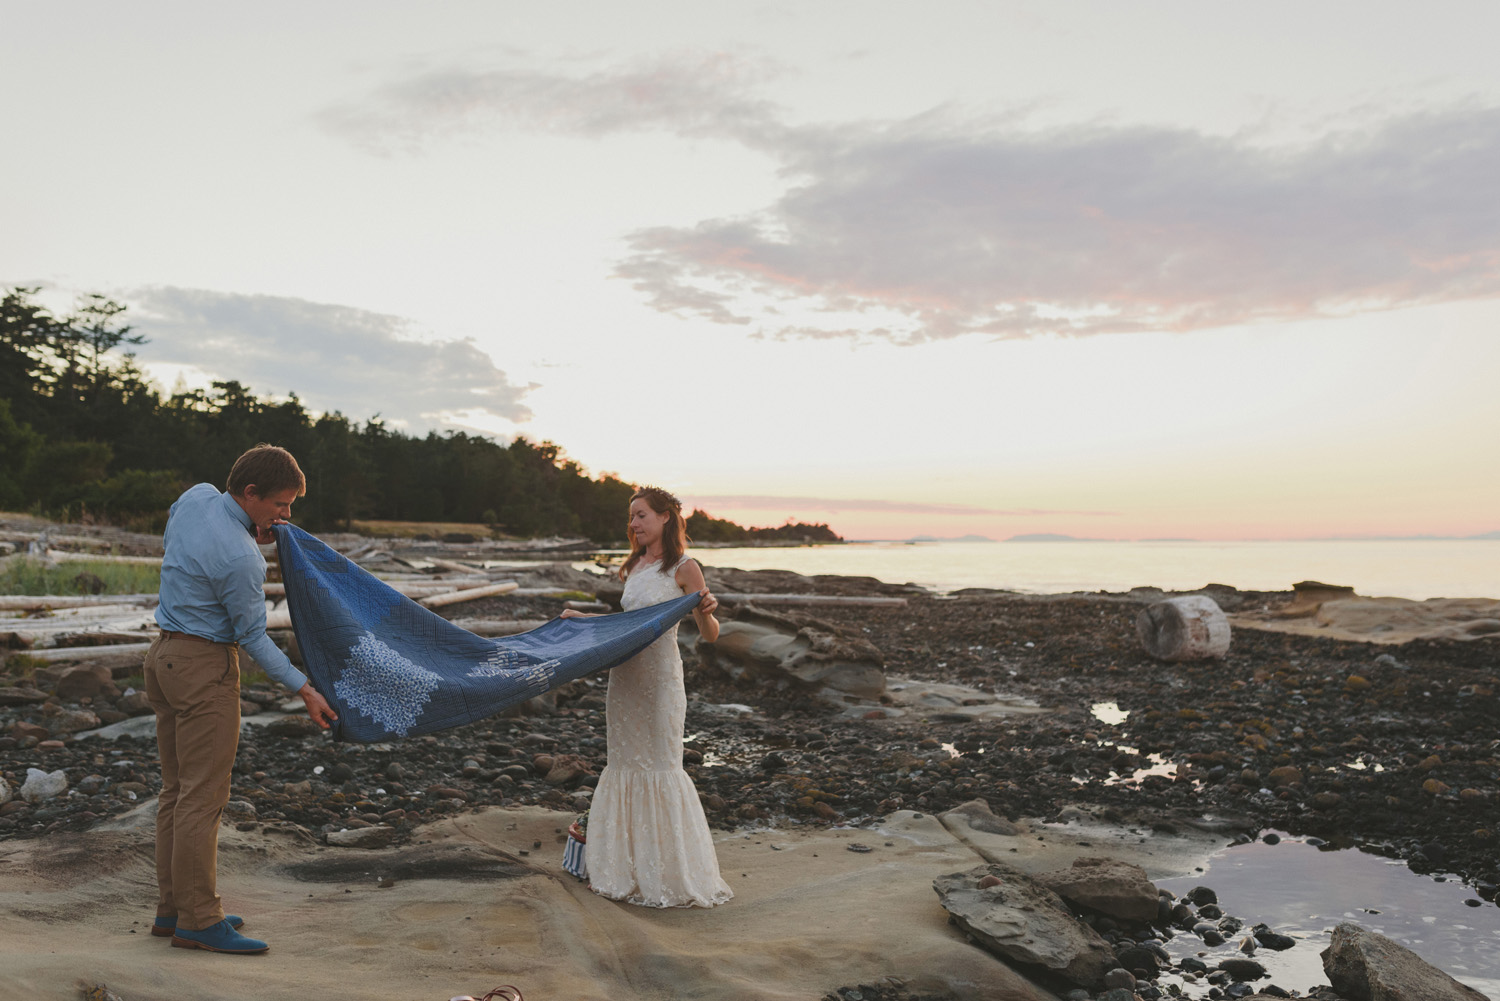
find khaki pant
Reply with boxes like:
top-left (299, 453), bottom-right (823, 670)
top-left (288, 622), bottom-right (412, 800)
top-left (144, 634), bottom-right (241, 931)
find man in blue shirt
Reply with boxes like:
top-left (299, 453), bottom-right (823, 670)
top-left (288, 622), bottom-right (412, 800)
top-left (146, 444), bottom-right (337, 954)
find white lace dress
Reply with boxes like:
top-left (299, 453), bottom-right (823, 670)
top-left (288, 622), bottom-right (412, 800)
top-left (587, 556), bottom-right (733, 908)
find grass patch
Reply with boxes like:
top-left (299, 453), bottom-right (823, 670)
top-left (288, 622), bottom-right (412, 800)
top-left (239, 666), bottom-right (272, 689)
top-left (2, 652), bottom-right (43, 683)
top-left (349, 519), bottom-right (500, 540)
top-left (0, 557), bottom-right (160, 596)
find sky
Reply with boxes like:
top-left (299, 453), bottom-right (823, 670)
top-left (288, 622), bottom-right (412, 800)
top-left (4, 1), bottom-right (1499, 541)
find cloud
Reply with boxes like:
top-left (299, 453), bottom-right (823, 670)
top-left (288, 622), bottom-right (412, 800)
top-left (683, 494), bottom-right (1117, 517)
top-left (127, 287), bottom-right (531, 430)
top-left (323, 55), bottom-right (1500, 341)
top-left (622, 105), bottom-right (1500, 340)
top-left (317, 52), bottom-right (783, 154)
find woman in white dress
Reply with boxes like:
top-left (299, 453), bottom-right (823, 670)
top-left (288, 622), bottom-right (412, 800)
top-left (561, 487), bottom-right (734, 908)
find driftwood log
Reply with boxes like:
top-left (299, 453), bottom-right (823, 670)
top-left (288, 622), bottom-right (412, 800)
top-left (44, 550), bottom-right (163, 566)
top-left (24, 641), bottom-right (154, 662)
top-left (715, 593), bottom-right (908, 608)
top-left (0, 594), bottom-right (157, 611)
top-left (1135, 596), bottom-right (1231, 661)
top-left (264, 579), bottom-right (484, 597)
top-left (418, 581), bottom-right (519, 608)
top-left (446, 618), bottom-right (550, 637)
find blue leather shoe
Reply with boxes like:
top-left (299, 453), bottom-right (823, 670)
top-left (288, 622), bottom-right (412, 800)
top-left (152, 914), bottom-right (243, 937)
top-left (170, 918), bottom-right (268, 954)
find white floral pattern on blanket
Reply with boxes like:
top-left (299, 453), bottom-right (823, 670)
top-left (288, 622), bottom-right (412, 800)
top-left (335, 632), bottom-right (443, 736)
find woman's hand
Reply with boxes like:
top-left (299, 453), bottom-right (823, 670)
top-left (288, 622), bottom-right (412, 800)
top-left (697, 587), bottom-right (718, 616)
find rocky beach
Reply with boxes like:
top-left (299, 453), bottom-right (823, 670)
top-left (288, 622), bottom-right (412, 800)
top-left (2, 529), bottom-right (1498, 1001)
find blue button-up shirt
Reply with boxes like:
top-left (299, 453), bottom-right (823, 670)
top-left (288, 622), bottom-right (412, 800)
top-left (155, 483), bottom-right (308, 691)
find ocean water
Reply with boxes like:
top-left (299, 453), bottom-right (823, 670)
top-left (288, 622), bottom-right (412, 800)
top-left (680, 539), bottom-right (1499, 601)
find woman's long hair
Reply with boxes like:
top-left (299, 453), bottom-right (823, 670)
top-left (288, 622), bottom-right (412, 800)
top-left (620, 486), bottom-right (688, 580)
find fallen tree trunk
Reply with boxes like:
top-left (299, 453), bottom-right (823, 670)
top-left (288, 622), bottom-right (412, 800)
top-left (418, 581), bottom-right (519, 608)
top-left (45, 550), bottom-right (163, 566)
top-left (715, 593), bottom-right (908, 607)
top-left (511, 587), bottom-right (598, 598)
top-left (263, 581), bottom-right (473, 598)
top-left (23, 641), bottom-right (153, 662)
top-left (428, 557), bottom-right (486, 575)
top-left (1, 603), bottom-right (155, 621)
top-left (445, 617), bottom-right (550, 637)
top-left (0, 594), bottom-right (157, 611)
top-left (1136, 596), bottom-right (1231, 661)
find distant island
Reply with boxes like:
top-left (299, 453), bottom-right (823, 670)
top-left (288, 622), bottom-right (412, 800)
top-left (1004, 533), bottom-right (1101, 542)
top-left (902, 534), bottom-right (994, 543)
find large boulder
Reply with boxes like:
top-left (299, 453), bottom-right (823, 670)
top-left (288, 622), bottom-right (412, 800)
top-left (1036, 857), bottom-right (1160, 924)
top-left (0, 686), bottom-right (49, 706)
top-left (1322, 922), bottom-right (1489, 1001)
top-left (1136, 595), bottom-right (1231, 661)
top-left (699, 606), bottom-right (885, 699)
top-left (933, 864), bottom-right (1117, 989)
top-left (53, 664), bottom-right (119, 700)
top-left (49, 708), bottom-right (102, 733)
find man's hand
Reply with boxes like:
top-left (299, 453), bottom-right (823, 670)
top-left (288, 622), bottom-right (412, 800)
top-left (255, 517), bottom-right (290, 546)
top-left (298, 683), bottom-right (339, 729)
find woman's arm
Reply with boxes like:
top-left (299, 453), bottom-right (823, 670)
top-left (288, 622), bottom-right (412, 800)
top-left (675, 558), bottom-right (720, 643)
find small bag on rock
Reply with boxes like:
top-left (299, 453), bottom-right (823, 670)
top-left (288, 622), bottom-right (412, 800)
top-left (562, 815), bottom-right (588, 880)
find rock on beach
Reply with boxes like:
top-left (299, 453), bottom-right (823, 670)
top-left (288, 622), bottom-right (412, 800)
top-left (1322, 922), bottom-right (1491, 1001)
top-left (20, 767), bottom-right (68, 803)
top-left (933, 863), bottom-right (1118, 988)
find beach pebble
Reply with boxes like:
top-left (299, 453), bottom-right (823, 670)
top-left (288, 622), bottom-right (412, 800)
top-left (759, 751), bottom-right (787, 773)
top-left (1102, 967), bottom-right (1136, 990)
top-left (223, 799), bottom-right (257, 820)
top-left (1187, 886), bottom-right (1219, 906)
top-left (11, 721), bottom-right (51, 742)
top-left (0, 776), bottom-right (10, 805)
top-left (1267, 766), bottom-right (1302, 788)
top-left (1217, 957), bottom-right (1266, 980)
top-left (20, 767), bottom-right (68, 803)
top-left (117, 691), bottom-right (152, 715)
top-left (265, 716), bottom-right (323, 738)
top-left (327, 824), bottom-right (397, 848)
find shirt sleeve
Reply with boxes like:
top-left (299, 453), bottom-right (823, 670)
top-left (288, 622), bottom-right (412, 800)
top-left (214, 552), bottom-right (309, 692)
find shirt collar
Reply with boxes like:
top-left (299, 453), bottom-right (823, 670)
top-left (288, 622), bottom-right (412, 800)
top-left (218, 489), bottom-right (257, 536)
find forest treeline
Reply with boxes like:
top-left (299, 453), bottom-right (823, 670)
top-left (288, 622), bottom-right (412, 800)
top-left (0, 287), bottom-right (840, 544)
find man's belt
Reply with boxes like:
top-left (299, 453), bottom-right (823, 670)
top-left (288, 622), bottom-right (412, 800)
top-left (159, 629), bottom-right (235, 646)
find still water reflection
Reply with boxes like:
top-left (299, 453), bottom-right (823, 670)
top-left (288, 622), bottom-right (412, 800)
top-left (1156, 835), bottom-right (1500, 997)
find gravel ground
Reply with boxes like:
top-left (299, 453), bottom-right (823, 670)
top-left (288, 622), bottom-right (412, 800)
top-left (3, 576), bottom-right (1496, 1000)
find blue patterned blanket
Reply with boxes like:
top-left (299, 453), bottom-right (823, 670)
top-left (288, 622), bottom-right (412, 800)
top-left (273, 524), bottom-right (700, 742)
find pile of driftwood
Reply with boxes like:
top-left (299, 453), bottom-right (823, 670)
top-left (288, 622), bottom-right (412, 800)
top-left (2, 533), bottom-right (909, 667)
